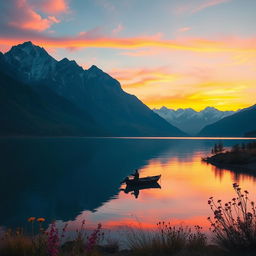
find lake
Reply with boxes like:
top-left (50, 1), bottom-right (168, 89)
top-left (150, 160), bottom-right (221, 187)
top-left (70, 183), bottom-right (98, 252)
top-left (0, 137), bottom-right (256, 234)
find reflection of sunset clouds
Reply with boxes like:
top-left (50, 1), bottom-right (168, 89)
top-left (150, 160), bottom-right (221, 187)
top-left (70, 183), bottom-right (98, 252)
top-left (64, 147), bottom-right (256, 232)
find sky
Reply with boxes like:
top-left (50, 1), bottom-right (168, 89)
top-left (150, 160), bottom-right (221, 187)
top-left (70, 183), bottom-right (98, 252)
top-left (0, 0), bottom-right (256, 111)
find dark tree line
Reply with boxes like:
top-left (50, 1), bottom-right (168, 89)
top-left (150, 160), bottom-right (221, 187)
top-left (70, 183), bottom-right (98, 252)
top-left (211, 141), bottom-right (256, 155)
top-left (211, 142), bottom-right (224, 154)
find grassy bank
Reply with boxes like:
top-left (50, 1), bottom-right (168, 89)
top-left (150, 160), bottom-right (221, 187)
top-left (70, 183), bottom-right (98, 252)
top-left (1, 184), bottom-right (256, 256)
top-left (202, 141), bottom-right (256, 172)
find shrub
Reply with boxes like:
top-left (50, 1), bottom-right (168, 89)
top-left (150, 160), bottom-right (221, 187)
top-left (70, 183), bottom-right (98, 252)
top-left (208, 183), bottom-right (256, 254)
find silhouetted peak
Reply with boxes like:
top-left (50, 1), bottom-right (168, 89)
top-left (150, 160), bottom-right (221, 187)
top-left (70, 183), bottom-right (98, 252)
top-left (22, 41), bottom-right (33, 47)
top-left (160, 106), bottom-right (169, 111)
top-left (88, 65), bottom-right (102, 73)
top-left (60, 57), bottom-right (69, 63)
top-left (6, 41), bottom-right (50, 59)
top-left (58, 57), bottom-right (83, 72)
top-left (202, 107), bottom-right (218, 112)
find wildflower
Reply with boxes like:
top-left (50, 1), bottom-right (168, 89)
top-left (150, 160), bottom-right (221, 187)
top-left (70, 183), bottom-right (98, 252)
top-left (85, 223), bottom-right (102, 253)
top-left (37, 218), bottom-right (45, 222)
top-left (47, 222), bottom-right (59, 256)
top-left (28, 217), bottom-right (36, 222)
top-left (233, 183), bottom-right (238, 188)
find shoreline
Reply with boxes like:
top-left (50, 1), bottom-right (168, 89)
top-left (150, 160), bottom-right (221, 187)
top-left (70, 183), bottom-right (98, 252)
top-left (1, 136), bottom-right (256, 140)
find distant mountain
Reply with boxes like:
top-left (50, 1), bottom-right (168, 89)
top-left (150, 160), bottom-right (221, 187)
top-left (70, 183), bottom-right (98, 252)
top-left (153, 106), bottom-right (235, 135)
top-left (1, 41), bottom-right (185, 137)
top-left (198, 105), bottom-right (256, 137)
top-left (244, 130), bottom-right (256, 137)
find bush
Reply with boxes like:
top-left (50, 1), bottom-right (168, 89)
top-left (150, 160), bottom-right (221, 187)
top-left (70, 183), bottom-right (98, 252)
top-left (208, 183), bottom-right (256, 254)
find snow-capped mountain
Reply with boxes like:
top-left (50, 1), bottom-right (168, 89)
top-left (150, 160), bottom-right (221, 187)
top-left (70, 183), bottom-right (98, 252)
top-left (1, 41), bottom-right (186, 137)
top-left (153, 106), bottom-right (236, 135)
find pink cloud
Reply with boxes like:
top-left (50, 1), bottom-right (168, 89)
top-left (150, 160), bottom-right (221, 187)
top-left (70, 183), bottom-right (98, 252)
top-left (78, 27), bottom-right (106, 39)
top-left (8, 0), bottom-right (60, 32)
top-left (192, 0), bottom-right (232, 13)
top-left (112, 24), bottom-right (124, 34)
top-left (178, 27), bottom-right (192, 33)
top-left (175, 0), bottom-right (232, 15)
top-left (36, 0), bottom-right (69, 14)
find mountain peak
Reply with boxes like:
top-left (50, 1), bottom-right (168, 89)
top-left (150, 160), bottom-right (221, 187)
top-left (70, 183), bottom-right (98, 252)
top-left (153, 106), bottom-right (236, 135)
top-left (4, 41), bottom-right (56, 81)
top-left (22, 41), bottom-right (33, 47)
top-left (6, 41), bottom-right (50, 59)
top-left (88, 65), bottom-right (101, 72)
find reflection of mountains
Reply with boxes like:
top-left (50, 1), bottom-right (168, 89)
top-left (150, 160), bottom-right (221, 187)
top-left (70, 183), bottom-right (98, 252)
top-left (0, 138), bottom-right (170, 227)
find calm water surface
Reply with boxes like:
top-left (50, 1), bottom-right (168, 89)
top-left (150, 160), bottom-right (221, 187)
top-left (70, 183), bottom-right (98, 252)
top-left (0, 137), bottom-right (256, 232)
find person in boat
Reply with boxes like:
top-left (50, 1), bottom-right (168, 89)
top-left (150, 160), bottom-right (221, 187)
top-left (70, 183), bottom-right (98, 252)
top-left (131, 169), bottom-right (139, 182)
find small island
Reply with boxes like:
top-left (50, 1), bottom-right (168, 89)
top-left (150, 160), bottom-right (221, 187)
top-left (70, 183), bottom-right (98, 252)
top-left (203, 141), bottom-right (256, 173)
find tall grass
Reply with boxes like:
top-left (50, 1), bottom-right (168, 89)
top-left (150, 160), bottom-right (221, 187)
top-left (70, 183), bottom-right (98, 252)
top-left (126, 222), bottom-right (207, 256)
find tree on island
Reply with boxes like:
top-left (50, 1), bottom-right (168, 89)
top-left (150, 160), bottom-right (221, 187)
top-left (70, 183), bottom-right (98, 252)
top-left (211, 141), bottom-right (224, 155)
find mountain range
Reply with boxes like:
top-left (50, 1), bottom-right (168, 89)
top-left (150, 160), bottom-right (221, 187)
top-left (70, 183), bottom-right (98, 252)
top-left (153, 107), bottom-right (235, 135)
top-left (199, 105), bottom-right (256, 137)
top-left (1, 41), bottom-right (255, 138)
top-left (0, 41), bottom-right (185, 137)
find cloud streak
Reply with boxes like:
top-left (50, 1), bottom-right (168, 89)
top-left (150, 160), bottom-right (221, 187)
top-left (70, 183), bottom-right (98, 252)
top-left (175, 0), bottom-right (232, 15)
top-left (1, 34), bottom-right (256, 54)
top-left (192, 0), bottom-right (232, 13)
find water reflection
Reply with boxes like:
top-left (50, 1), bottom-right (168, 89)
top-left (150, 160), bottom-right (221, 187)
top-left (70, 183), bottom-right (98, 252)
top-left (120, 182), bottom-right (161, 199)
top-left (0, 137), bottom-right (255, 231)
top-left (0, 137), bottom-right (169, 227)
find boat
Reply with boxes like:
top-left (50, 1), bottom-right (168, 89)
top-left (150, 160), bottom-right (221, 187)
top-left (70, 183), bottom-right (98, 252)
top-left (124, 175), bottom-right (161, 186)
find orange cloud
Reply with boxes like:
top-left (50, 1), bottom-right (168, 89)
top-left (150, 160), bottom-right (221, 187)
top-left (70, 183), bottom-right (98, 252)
top-left (110, 68), bottom-right (179, 88)
top-left (1, 36), bottom-right (256, 54)
top-left (8, 0), bottom-right (60, 31)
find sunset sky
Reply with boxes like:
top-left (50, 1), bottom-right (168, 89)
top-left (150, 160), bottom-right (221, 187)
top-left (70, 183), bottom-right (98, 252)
top-left (0, 0), bottom-right (256, 110)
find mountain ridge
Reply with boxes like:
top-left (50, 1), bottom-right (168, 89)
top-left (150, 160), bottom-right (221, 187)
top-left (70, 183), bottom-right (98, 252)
top-left (153, 106), bottom-right (235, 135)
top-left (1, 41), bottom-right (186, 137)
top-left (198, 105), bottom-right (256, 137)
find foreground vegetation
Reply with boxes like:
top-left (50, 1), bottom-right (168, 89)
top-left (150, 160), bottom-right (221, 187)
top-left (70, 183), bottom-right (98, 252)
top-left (203, 141), bottom-right (256, 172)
top-left (1, 184), bottom-right (256, 256)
